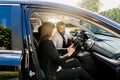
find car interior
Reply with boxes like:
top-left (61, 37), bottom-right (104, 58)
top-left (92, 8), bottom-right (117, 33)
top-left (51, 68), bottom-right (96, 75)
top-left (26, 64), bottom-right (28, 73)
top-left (29, 11), bottom-right (120, 80)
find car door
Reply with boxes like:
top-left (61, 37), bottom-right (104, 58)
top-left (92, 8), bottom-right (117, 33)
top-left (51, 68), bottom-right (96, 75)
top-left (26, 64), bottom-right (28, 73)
top-left (0, 4), bottom-right (22, 79)
top-left (20, 4), bottom-right (46, 80)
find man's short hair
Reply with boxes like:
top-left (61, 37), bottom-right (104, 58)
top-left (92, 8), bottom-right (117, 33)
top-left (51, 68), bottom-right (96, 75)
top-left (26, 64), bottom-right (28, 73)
top-left (56, 21), bottom-right (65, 29)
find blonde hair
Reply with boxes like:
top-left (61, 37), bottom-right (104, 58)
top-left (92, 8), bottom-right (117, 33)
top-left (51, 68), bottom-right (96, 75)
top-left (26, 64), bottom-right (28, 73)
top-left (38, 22), bottom-right (55, 45)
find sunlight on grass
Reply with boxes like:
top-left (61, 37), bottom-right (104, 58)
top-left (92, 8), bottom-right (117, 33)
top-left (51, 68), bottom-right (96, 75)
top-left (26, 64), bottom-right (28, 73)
top-left (0, 71), bottom-right (18, 80)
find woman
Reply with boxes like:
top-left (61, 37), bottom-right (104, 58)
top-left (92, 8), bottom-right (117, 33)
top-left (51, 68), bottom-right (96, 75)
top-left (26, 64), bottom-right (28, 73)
top-left (37, 22), bottom-right (94, 80)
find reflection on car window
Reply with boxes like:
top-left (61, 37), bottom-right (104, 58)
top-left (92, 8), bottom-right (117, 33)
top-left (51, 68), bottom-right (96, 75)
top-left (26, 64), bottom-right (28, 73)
top-left (0, 6), bottom-right (12, 50)
top-left (82, 22), bottom-right (113, 37)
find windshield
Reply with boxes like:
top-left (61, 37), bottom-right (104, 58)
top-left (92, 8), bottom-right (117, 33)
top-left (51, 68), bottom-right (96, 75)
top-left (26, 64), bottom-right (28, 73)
top-left (81, 22), bottom-right (114, 37)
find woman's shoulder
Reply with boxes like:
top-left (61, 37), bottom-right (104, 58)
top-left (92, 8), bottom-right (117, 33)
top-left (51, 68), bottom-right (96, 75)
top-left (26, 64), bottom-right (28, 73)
top-left (41, 39), bottom-right (53, 46)
top-left (39, 39), bottom-right (55, 50)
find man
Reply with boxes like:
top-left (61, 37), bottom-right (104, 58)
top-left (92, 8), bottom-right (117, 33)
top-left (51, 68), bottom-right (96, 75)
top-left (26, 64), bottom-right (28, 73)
top-left (53, 21), bottom-right (72, 48)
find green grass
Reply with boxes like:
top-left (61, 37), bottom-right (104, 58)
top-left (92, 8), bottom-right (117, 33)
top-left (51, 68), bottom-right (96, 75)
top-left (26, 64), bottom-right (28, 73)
top-left (0, 71), bottom-right (18, 80)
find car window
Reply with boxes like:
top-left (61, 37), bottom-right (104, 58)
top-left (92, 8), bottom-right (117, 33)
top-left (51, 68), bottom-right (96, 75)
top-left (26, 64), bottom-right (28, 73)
top-left (81, 21), bottom-right (114, 37)
top-left (0, 6), bottom-right (12, 50)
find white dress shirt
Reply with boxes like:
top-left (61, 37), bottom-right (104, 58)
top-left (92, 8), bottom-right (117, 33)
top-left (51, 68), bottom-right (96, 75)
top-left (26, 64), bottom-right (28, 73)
top-left (52, 31), bottom-right (72, 48)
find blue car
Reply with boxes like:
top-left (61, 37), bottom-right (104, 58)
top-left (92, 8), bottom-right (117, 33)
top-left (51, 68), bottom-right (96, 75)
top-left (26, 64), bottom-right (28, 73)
top-left (0, 0), bottom-right (120, 80)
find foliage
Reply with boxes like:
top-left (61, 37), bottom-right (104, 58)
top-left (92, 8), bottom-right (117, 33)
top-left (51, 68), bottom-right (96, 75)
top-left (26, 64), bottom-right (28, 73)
top-left (100, 7), bottom-right (120, 24)
top-left (0, 25), bottom-right (11, 49)
top-left (77, 0), bottom-right (103, 13)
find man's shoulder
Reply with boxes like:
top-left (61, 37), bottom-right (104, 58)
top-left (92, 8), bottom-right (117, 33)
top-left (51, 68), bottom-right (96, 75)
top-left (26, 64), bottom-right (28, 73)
top-left (54, 31), bottom-right (61, 37)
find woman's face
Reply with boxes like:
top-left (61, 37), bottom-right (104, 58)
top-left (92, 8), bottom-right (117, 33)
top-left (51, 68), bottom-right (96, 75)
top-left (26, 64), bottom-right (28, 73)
top-left (51, 28), bottom-right (56, 37)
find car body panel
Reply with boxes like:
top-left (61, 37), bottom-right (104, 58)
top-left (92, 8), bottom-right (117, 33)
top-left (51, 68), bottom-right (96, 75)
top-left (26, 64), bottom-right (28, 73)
top-left (0, 50), bottom-right (22, 66)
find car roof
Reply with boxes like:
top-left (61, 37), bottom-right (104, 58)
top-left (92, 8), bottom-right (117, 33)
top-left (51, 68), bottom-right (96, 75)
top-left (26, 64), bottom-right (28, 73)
top-left (0, 0), bottom-right (71, 5)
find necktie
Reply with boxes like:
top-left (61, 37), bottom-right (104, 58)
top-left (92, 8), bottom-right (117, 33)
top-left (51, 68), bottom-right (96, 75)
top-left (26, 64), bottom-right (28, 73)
top-left (61, 35), bottom-right (66, 48)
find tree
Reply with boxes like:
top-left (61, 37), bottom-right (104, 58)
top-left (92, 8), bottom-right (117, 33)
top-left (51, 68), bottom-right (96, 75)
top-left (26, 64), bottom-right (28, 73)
top-left (0, 25), bottom-right (11, 49)
top-left (100, 7), bottom-right (120, 24)
top-left (77, 0), bottom-right (103, 13)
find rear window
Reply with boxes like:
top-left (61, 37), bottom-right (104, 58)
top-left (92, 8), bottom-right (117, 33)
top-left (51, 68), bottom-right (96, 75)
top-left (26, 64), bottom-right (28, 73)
top-left (0, 6), bottom-right (12, 50)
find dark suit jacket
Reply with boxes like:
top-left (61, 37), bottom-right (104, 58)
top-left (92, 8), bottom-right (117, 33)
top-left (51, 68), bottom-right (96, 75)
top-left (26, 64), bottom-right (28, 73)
top-left (38, 39), bottom-right (69, 80)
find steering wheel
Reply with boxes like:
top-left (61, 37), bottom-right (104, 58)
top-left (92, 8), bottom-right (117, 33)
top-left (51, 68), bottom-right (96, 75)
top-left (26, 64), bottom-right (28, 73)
top-left (71, 30), bottom-right (89, 50)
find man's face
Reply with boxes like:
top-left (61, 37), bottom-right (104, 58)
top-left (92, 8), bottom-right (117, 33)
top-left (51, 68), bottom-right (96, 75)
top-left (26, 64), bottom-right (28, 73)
top-left (58, 25), bottom-right (65, 35)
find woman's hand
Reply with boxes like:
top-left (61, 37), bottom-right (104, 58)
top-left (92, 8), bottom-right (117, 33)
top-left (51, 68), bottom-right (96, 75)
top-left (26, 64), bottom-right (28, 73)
top-left (67, 44), bottom-right (75, 56)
